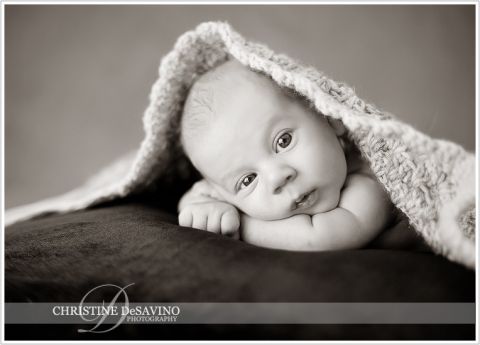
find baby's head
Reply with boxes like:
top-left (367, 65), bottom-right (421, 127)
top-left (181, 59), bottom-right (347, 221)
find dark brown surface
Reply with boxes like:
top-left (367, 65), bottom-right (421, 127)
top-left (4, 200), bottom-right (475, 340)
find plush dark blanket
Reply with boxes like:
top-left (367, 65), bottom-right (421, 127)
top-left (4, 199), bottom-right (475, 340)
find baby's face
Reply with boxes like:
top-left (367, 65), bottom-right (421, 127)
top-left (185, 61), bottom-right (347, 220)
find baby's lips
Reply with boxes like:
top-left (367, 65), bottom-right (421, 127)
top-left (291, 189), bottom-right (318, 211)
top-left (290, 191), bottom-right (307, 210)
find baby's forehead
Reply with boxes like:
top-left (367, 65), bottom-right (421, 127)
top-left (181, 61), bottom-right (252, 155)
top-left (197, 59), bottom-right (259, 89)
top-left (201, 60), bottom-right (301, 104)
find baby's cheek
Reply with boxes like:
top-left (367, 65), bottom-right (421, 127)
top-left (234, 192), bottom-right (292, 220)
top-left (236, 197), bottom-right (266, 218)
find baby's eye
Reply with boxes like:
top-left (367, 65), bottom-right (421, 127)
top-left (238, 173), bottom-right (257, 190)
top-left (275, 131), bottom-right (293, 152)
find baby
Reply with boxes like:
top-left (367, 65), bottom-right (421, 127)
top-left (177, 58), bottom-right (397, 251)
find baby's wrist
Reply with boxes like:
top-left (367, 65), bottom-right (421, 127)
top-left (178, 179), bottom-right (227, 212)
top-left (192, 180), bottom-right (225, 200)
top-left (179, 195), bottom-right (216, 211)
top-left (180, 197), bottom-right (236, 212)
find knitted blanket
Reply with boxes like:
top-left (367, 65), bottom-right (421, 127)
top-left (6, 22), bottom-right (475, 269)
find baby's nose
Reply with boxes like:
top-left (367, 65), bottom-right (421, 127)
top-left (269, 167), bottom-right (297, 194)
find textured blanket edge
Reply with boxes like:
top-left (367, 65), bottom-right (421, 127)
top-left (6, 21), bottom-right (476, 269)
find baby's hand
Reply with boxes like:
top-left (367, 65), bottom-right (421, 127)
top-left (178, 201), bottom-right (240, 239)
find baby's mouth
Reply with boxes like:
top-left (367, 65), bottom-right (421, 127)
top-left (292, 190), bottom-right (317, 211)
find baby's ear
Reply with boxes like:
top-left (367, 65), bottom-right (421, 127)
top-left (327, 118), bottom-right (346, 136)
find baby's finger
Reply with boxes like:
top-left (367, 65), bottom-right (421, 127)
top-left (192, 213), bottom-right (208, 231)
top-left (206, 214), bottom-right (221, 234)
top-left (220, 210), bottom-right (240, 237)
top-left (178, 210), bottom-right (193, 228)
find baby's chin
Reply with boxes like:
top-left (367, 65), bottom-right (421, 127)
top-left (244, 193), bottom-right (340, 220)
top-left (240, 206), bottom-right (296, 221)
top-left (304, 199), bottom-right (339, 216)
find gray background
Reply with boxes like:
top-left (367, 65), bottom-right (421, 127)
top-left (5, 5), bottom-right (475, 208)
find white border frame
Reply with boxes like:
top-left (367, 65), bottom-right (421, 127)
top-left (1, 1), bottom-right (477, 344)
